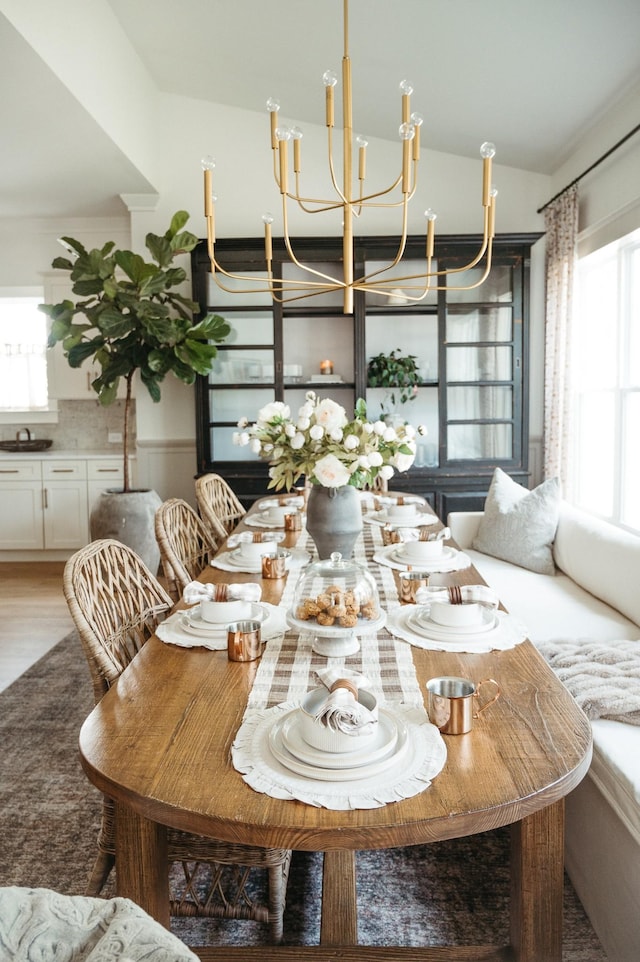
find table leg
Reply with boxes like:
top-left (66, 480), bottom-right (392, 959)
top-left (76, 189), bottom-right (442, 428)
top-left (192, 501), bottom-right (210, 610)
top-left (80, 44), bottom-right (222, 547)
top-left (115, 800), bottom-right (170, 928)
top-left (510, 799), bottom-right (564, 962)
top-left (320, 850), bottom-right (358, 945)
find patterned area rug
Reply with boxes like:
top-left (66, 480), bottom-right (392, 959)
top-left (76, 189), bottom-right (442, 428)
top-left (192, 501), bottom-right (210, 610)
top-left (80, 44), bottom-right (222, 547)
top-left (0, 632), bottom-right (607, 958)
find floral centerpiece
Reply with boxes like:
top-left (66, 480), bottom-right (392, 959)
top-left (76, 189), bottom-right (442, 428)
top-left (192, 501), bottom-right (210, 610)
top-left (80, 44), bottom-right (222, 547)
top-left (233, 393), bottom-right (427, 492)
top-left (234, 393), bottom-right (427, 559)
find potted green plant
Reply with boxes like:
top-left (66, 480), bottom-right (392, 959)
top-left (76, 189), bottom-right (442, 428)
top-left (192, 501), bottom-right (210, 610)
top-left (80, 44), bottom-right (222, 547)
top-left (40, 210), bottom-right (230, 569)
top-left (366, 348), bottom-right (420, 419)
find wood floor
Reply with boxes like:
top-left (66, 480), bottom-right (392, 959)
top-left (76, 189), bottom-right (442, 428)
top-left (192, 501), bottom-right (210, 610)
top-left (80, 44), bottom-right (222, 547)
top-left (0, 562), bottom-right (73, 691)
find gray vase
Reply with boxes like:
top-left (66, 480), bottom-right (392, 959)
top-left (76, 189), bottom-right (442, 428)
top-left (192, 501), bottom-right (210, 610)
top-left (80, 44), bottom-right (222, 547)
top-left (90, 489), bottom-right (163, 574)
top-left (305, 484), bottom-right (363, 560)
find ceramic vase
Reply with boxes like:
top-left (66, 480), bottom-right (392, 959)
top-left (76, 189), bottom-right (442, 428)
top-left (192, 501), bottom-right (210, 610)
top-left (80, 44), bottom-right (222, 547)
top-left (305, 483), bottom-right (363, 560)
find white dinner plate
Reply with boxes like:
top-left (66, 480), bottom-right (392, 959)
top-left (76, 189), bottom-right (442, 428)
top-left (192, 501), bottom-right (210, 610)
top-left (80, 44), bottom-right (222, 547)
top-left (411, 605), bottom-right (497, 636)
top-left (268, 708), bottom-right (408, 781)
top-left (181, 603), bottom-right (268, 636)
top-left (368, 510), bottom-right (437, 527)
top-left (281, 709), bottom-right (400, 770)
top-left (390, 544), bottom-right (457, 566)
top-left (404, 608), bottom-right (501, 643)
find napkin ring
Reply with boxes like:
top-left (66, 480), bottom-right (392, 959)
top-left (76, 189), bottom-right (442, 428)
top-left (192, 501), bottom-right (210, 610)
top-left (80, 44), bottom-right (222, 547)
top-left (329, 678), bottom-right (359, 700)
top-left (214, 583), bottom-right (229, 602)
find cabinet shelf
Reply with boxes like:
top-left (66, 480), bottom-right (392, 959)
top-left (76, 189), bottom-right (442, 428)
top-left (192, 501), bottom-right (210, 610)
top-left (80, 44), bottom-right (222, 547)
top-left (192, 232), bottom-right (541, 515)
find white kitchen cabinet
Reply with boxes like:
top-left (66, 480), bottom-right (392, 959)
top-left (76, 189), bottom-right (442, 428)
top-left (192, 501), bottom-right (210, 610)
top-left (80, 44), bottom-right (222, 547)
top-left (42, 460), bottom-right (88, 548)
top-left (87, 458), bottom-right (125, 516)
top-left (0, 460), bottom-right (43, 549)
top-left (0, 455), bottom-right (132, 554)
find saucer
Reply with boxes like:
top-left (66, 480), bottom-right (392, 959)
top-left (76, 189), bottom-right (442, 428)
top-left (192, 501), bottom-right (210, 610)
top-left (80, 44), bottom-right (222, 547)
top-left (391, 544), bottom-right (457, 566)
top-left (226, 548), bottom-right (291, 572)
top-left (282, 708), bottom-right (400, 769)
top-left (268, 708), bottom-right (408, 781)
top-left (182, 603), bottom-right (267, 635)
top-left (365, 510), bottom-right (437, 528)
top-left (408, 605), bottom-right (497, 637)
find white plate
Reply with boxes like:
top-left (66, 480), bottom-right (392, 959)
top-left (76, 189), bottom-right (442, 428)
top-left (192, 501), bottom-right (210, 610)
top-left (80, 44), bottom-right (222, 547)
top-left (282, 709), bottom-right (400, 770)
top-left (391, 544), bottom-right (457, 566)
top-left (222, 548), bottom-right (290, 572)
top-left (182, 603), bottom-right (268, 635)
top-left (268, 708), bottom-right (408, 781)
top-left (370, 510), bottom-right (437, 527)
top-left (408, 605), bottom-right (497, 636)
top-left (404, 608), bottom-right (501, 643)
top-left (259, 496), bottom-right (304, 510)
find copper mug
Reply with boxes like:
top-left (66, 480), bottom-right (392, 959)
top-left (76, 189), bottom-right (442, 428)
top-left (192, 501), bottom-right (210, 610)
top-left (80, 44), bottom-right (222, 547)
top-left (425, 676), bottom-right (501, 734)
top-left (227, 620), bottom-right (263, 662)
top-left (284, 511), bottom-right (302, 532)
top-left (261, 549), bottom-right (288, 579)
top-left (399, 570), bottom-right (430, 603)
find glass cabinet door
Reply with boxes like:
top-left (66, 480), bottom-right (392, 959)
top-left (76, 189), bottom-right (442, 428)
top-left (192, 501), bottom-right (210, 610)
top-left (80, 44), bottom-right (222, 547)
top-left (444, 263), bottom-right (520, 463)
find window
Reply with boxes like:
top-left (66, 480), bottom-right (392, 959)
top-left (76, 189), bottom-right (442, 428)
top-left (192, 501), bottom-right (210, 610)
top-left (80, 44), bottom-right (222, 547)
top-left (573, 227), bottom-right (640, 533)
top-left (0, 291), bottom-right (49, 411)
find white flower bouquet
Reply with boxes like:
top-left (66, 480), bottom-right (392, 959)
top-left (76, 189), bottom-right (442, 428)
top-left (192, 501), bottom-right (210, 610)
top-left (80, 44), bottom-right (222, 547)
top-left (234, 393), bottom-right (427, 491)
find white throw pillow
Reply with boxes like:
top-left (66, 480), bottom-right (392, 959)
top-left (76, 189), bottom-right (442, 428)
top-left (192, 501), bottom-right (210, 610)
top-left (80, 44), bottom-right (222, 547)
top-left (472, 468), bottom-right (561, 575)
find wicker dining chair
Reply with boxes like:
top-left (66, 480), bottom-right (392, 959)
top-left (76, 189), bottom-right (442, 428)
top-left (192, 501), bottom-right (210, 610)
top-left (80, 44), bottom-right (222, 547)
top-left (195, 473), bottom-right (246, 539)
top-left (63, 538), bottom-right (291, 942)
top-left (154, 497), bottom-right (220, 602)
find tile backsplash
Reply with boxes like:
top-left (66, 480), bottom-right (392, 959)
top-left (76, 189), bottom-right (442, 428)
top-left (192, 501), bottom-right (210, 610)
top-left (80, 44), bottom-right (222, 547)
top-left (2, 399), bottom-right (136, 450)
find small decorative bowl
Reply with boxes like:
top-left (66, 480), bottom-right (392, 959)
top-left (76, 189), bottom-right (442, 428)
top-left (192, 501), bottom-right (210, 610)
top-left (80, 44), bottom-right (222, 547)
top-left (428, 601), bottom-right (482, 627)
top-left (299, 687), bottom-right (378, 753)
top-left (200, 598), bottom-right (252, 624)
top-left (400, 539), bottom-right (444, 562)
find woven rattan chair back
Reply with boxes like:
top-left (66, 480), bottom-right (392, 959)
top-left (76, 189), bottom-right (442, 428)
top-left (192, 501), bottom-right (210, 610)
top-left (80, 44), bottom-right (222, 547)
top-left (63, 537), bottom-right (290, 942)
top-left (155, 497), bottom-right (220, 602)
top-left (63, 538), bottom-right (173, 704)
top-left (195, 473), bottom-right (246, 538)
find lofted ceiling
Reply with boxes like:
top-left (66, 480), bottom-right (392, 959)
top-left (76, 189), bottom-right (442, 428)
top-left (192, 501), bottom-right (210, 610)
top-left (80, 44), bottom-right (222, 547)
top-left (2, 0), bottom-right (640, 219)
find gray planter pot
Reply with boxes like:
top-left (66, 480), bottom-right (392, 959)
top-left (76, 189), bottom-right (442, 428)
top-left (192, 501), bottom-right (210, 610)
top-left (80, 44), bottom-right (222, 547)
top-left (305, 484), bottom-right (363, 560)
top-left (90, 489), bottom-right (163, 574)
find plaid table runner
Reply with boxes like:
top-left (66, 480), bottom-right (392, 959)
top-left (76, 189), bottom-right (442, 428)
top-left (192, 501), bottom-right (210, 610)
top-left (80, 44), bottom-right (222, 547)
top-left (245, 519), bottom-right (423, 714)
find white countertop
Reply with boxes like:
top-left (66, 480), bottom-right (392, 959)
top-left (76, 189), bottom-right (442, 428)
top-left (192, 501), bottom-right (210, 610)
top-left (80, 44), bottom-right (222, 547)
top-left (0, 449), bottom-right (130, 460)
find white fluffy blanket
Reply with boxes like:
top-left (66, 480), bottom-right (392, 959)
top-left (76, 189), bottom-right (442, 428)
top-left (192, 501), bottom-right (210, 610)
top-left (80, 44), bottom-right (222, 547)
top-left (537, 638), bottom-right (640, 725)
top-left (0, 887), bottom-right (198, 961)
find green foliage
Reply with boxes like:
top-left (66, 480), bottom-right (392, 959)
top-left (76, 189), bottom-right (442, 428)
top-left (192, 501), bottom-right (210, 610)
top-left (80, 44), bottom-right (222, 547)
top-left (366, 348), bottom-right (420, 413)
top-left (39, 211), bottom-right (231, 489)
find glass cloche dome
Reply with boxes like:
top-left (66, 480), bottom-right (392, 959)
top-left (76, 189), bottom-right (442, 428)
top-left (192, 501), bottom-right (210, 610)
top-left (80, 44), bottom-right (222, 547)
top-left (287, 551), bottom-right (385, 656)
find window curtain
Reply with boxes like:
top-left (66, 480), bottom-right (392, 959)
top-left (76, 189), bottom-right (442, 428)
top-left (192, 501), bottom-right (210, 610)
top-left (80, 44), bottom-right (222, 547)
top-left (543, 185), bottom-right (579, 488)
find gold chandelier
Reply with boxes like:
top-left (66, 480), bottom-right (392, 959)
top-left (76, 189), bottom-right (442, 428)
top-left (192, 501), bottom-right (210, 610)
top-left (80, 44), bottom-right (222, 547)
top-left (202, 0), bottom-right (497, 315)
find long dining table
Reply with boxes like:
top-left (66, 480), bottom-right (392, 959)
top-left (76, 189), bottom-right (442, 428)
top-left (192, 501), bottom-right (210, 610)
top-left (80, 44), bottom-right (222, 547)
top-left (78, 494), bottom-right (592, 962)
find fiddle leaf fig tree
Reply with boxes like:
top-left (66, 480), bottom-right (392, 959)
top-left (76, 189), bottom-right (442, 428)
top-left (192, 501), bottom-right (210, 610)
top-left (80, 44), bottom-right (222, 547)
top-left (40, 211), bottom-right (230, 492)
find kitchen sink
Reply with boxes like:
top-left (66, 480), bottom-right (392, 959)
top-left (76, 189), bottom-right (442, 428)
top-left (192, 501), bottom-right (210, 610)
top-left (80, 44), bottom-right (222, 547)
top-left (0, 439), bottom-right (53, 452)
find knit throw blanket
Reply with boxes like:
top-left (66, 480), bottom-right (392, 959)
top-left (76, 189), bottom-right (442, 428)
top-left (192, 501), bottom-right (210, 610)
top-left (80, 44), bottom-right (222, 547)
top-left (537, 638), bottom-right (640, 726)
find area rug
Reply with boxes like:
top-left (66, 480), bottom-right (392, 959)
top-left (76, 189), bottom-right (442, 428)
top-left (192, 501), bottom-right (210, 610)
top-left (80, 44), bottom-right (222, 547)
top-left (0, 632), bottom-right (607, 959)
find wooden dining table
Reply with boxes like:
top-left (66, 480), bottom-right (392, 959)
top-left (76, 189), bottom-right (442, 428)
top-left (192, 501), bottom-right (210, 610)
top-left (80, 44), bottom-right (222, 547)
top-left (78, 496), bottom-right (592, 962)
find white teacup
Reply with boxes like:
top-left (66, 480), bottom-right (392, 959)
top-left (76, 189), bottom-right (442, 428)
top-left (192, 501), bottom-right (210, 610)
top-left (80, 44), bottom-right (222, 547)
top-left (200, 598), bottom-right (251, 624)
top-left (237, 538), bottom-right (279, 563)
top-left (400, 539), bottom-right (443, 563)
top-left (385, 503), bottom-right (418, 523)
top-left (264, 505), bottom-right (289, 525)
top-left (429, 601), bottom-right (483, 627)
top-left (299, 687), bottom-right (378, 753)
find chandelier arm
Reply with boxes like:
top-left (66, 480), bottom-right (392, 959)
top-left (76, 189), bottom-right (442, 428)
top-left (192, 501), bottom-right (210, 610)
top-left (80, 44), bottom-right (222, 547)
top-left (280, 195), bottom-right (347, 291)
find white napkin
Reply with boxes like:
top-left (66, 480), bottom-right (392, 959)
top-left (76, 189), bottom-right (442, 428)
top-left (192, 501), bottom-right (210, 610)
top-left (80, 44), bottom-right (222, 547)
top-left (414, 584), bottom-right (499, 609)
top-left (182, 580), bottom-right (262, 605)
top-left (312, 668), bottom-right (378, 736)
